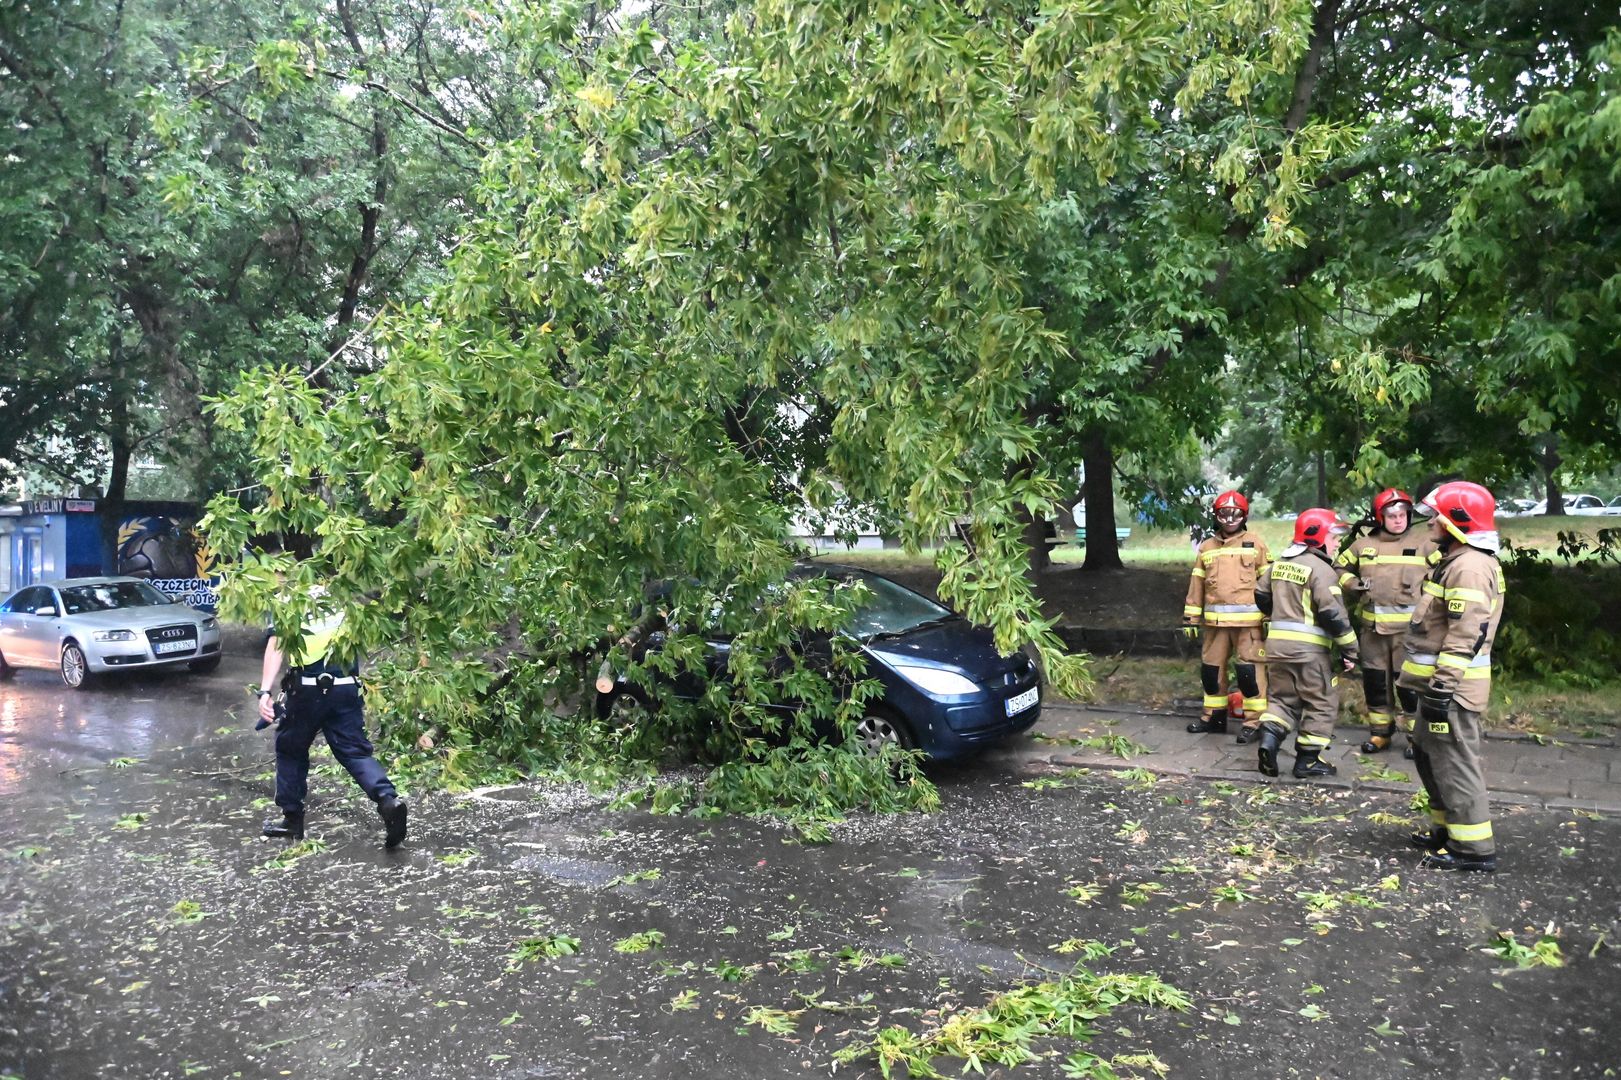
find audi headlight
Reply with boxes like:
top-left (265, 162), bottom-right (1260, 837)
top-left (201, 617), bottom-right (219, 631)
top-left (93, 629), bottom-right (136, 642)
top-left (892, 665), bottom-right (980, 696)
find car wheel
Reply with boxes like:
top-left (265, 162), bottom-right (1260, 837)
top-left (853, 707), bottom-right (916, 756)
top-left (61, 642), bottom-right (94, 690)
top-left (188, 655), bottom-right (222, 674)
top-left (0, 649), bottom-right (14, 680)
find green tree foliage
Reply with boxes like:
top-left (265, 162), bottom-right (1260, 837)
top-left (1227, 5), bottom-right (1619, 506)
top-left (0, 0), bottom-right (537, 500)
top-left (205, 0), bottom-right (1317, 804)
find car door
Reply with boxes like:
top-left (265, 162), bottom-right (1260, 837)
top-left (3, 586), bottom-right (55, 665)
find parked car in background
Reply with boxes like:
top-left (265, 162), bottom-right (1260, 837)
top-left (1496, 498), bottom-right (1537, 518)
top-left (1529, 494), bottom-right (1610, 516)
top-left (1606, 495), bottom-right (1621, 516)
top-left (596, 564), bottom-right (1043, 761)
top-left (0, 577), bottom-right (223, 689)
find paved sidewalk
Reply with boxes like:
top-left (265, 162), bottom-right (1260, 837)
top-left (1022, 699), bottom-right (1621, 814)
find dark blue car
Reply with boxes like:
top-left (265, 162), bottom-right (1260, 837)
top-left (597, 564), bottom-right (1043, 761)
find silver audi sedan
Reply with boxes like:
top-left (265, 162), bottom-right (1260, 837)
top-left (0, 577), bottom-right (223, 689)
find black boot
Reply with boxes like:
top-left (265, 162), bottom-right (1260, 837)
top-left (1235, 725), bottom-right (1259, 745)
top-left (378, 794), bottom-right (408, 849)
top-left (1361, 731), bottom-right (1394, 754)
top-left (1256, 727), bottom-right (1283, 778)
top-left (263, 810), bottom-right (304, 840)
top-left (1408, 827), bottom-right (1447, 853)
top-left (1292, 747), bottom-right (1338, 779)
top-left (1420, 849), bottom-right (1497, 873)
top-left (1187, 709), bottom-right (1228, 735)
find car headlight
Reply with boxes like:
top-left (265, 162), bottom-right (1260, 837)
top-left (93, 629), bottom-right (137, 642)
top-left (201, 617), bottom-right (219, 631)
top-left (892, 664), bottom-right (981, 696)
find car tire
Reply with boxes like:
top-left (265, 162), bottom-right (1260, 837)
top-left (852, 707), bottom-right (916, 757)
top-left (0, 649), bottom-right (14, 680)
top-left (188, 655), bottom-right (222, 674)
top-left (60, 642), bottom-right (94, 690)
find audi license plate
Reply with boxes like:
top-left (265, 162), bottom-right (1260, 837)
top-left (153, 640), bottom-right (194, 655)
top-left (1005, 687), bottom-right (1039, 717)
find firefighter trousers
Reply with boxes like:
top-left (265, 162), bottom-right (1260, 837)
top-left (1357, 632), bottom-right (1409, 743)
top-left (1258, 655), bottom-right (1337, 751)
top-left (1411, 703), bottom-right (1494, 857)
top-left (1198, 625), bottom-right (1267, 722)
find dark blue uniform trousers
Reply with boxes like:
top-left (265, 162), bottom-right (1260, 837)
top-left (275, 684), bottom-right (396, 813)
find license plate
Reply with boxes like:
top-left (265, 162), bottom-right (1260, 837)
top-left (153, 639), bottom-right (194, 655)
top-left (1005, 686), bottom-right (1039, 716)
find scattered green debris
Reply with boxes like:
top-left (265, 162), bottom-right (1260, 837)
top-left (108, 757), bottom-right (140, 769)
top-left (606, 868), bottom-right (662, 888)
top-left (741, 1005), bottom-right (800, 1036)
top-left (259, 838), bottom-right (326, 870)
top-left (667, 989), bottom-right (700, 1012)
top-left (508, 933), bottom-right (581, 965)
top-left (1355, 756), bottom-right (1408, 783)
top-left (113, 813), bottom-right (147, 831)
top-left (1486, 928), bottom-right (1565, 969)
top-left (169, 900), bottom-right (207, 924)
top-left (835, 965), bottom-right (1189, 1077)
top-left (438, 849), bottom-right (479, 866)
top-left (1065, 881), bottom-right (1102, 904)
top-left (612, 930), bottom-right (666, 954)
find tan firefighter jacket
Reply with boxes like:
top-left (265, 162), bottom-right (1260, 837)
top-left (1397, 543), bottom-right (1505, 713)
top-left (1254, 546), bottom-right (1359, 663)
top-left (1334, 529), bottom-right (1440, 635)
top-left (1183, 530), bottom-right (1271, 628)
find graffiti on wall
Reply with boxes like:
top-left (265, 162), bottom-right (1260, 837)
top-left (116, 515), bottom-right (221, 610)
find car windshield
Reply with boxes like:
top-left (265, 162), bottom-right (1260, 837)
top-left (60, 581), bottom-right (174, 614)
top-left (844, 573), bottom-right (954, 640)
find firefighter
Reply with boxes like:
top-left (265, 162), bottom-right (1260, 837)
top-left (1398, 481), bottom-right (1505, 873)
top-left (1182, 490), bottom-right (1269, 739)
top-left (1253, 509), bottom-right (1359, 779)
top-left (1334, 488), bottom-right (1439, 756)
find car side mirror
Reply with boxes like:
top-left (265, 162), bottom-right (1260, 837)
top-left (34, 605), bottom-right (58, 617)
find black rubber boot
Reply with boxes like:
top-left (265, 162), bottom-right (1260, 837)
top-left (379, 794), bottom-right (409, 849)
top-left (1408, 827), bottom-right (1447, 853)
top-left (1256, 727), bottom-right (1283, 778)
top-left (1402, 742), bottom-right (1416, 760)
top-left (1235, 725), bottom-right (1259, 745)
top-left (1361, 731), bottom-right (1394, 754)
top-left (1420, 849), bottom-right (1497, 873)
top-left (1187, 709), bottom-right (1228, 735)
top-left (263, 811), bottom-right (305, 840)
top-left (1292, 747), bottom-right (1338, 779)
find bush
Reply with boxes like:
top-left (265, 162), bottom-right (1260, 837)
top-left (1496, 530), bottom-right (1621, 688)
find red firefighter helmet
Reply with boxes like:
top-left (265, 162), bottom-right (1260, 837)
top-left (1422, 481), bottom-right (1496, 543)
top-left (1372, 487), bottom-right (1413, 519)
top-left (1212, 490), bottom-right (1249, 518)
top-left (1293, 508), bottom-right (1350, 548)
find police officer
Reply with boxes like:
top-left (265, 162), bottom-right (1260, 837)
top-left (1182, 491), bottom-right (1270, 740)
top-left (1335, 488), bottom-right (1439, 755)
top-left (1253, 509), bottom-right (1359, 779)
top-left (1399, 481), bottom-right (1504, 873)
top-left (258, 591), bottom-right (407, 848)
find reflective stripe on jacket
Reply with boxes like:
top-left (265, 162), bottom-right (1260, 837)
top-left (1184, 530), bottom-right (1270, 626)
top-left (1255, 548), bottom-right (1358, 663)
top-left (1334, 529), bottom-right (1439, 636)
top-left (1397, 544), bottom-right (1505, 712)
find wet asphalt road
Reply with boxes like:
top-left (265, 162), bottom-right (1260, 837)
top-left (2, 647), bottom-right (1620, 1079)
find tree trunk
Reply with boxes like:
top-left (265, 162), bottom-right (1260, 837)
top-left (1315, 447), bottom-right (1328, 506)
top-left (98, 336), bottom-right (134, 575)
top-left (1022, 507), bottom-right (1051, 576)
top-left (1081, 431), bottom-right (1124, 571)
top-left (1540, 436), bottom-right (1564, 515)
